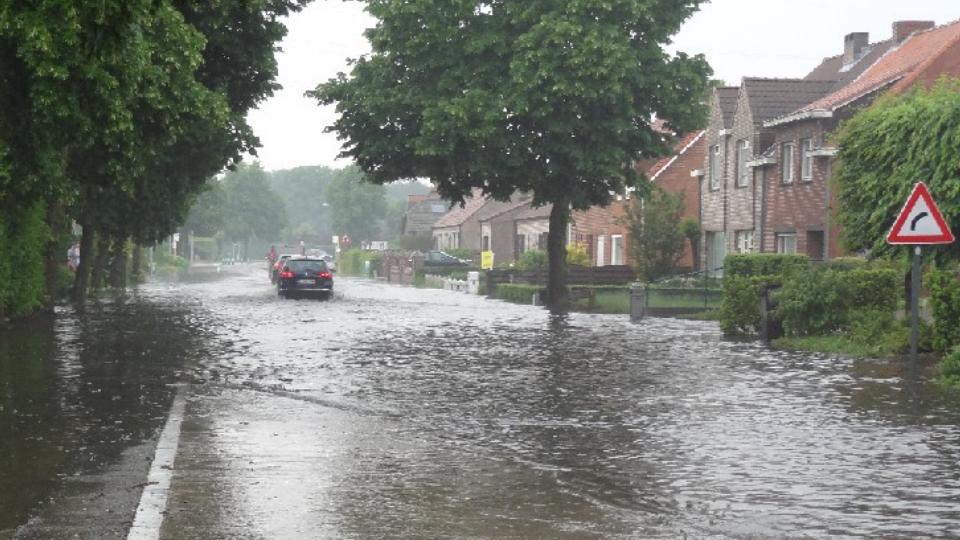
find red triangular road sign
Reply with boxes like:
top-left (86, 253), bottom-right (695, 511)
top-left (887, 182), bottom-right (955, 244)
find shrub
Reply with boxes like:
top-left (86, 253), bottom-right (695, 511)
top-left (720, 275), bottom-right (776, 335)
top-left (724, 253), bottom-right (809, 278)
top-left (0, 202), bottom-right (49, 318)
top-left (566, 242), bottom-right (590, 266)
top-left (777, 267), bottom-right (898, 336)
top-left (927, 269), bottom-right (960, 352)
top-left (938, 346), bottom-right (960, 389)
top-left (495, 283), bottom-right (542, 304)
top-left (516, 249), bottom-right (547, 272)
top-left (338, 249), bottom-right (383, 276)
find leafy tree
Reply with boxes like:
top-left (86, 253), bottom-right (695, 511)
top-left (325, 167), bottom-right (388, 242)
top-left (270, 165), bottom-right (337, 242)
top-left (625, 188), bottom-right (686, 281)
top-left (680, 218), bottom-right (701, 271)
top-left (834, 81), bottom-right (960, 262)
top-left (183, 180), bottom-right (227, 237)
top-left (223, 163), bottom-right (287, 257)
top-left (314, 0), bottom-right (710, 310)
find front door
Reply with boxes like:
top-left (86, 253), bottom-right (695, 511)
top-left (706, 231), bottom-right (726, 277)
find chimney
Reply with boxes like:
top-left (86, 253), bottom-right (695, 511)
top-left (893, 20), bottom-right (935, 43)
top-left (843, 32), bottom-right (869, 64)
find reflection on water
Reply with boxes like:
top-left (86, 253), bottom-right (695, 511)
top-left (4, 266), bottom-right (960, 538)
top-left (0, 292), bottom-right (216, 535)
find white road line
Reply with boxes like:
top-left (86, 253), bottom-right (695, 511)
top-left (127, 385), bottom-right (187, 540)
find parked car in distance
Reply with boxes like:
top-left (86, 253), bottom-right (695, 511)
top-left (423, 250), bottom-right (470, 267)
top-left (270, 254), bottom-right (297, 284)
top-left (277, 257), bottom-right (334, 299)
top-left (321, 254), bottom-right (337, 273)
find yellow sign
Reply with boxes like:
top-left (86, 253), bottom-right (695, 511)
top-left (481, 251), bottom-right (494, 270)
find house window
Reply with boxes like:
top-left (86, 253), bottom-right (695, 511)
top-left (708, 145), bottom-right (721, 190)
top-left (736, 139), bottom-right (750, 187)
top-left (538, 232), bottom-right (548, 250)
top-left (776, 233), bottom-right (797, 254)
top-left (611, 235), bottom-right (624, 265)
top-left (781, 142), bottom-right (795, 184)
top-left (800, 138), bottom-right (813, 182)
top-left (482, 235), bottom-right (490, 251)
top-left (596, 235), bottom-right (607, 266)
top-left (735, 230), bottom-right (754, 253)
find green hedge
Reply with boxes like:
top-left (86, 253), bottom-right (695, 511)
top-left (0, 202), bottom-right (49, 318)
top-left (338, 249), bottom-right (383, 276)
top-left (928, 269), bottom-right (960, 352)
top-left (940, 346), bottom-right (960, 388)
top-left (724, 253), bottom-right (809, 278)
top-left (720, 275), bottom-right (777, 335)
top-left (495, 284), bottom-right (542, 304)
top-left (777, 267), bottom-right (899, 336)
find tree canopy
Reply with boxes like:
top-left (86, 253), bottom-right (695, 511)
top-left (314, 0), bottom-right (711, 308)
top-left (834, 81), bottom-right (960, 262)
top-left (325, 167), bottom-right (388, 242)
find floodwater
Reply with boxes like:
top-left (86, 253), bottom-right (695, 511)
top-left (2, 264), bottom-right (960, 538)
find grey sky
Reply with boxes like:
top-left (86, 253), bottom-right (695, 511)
top-left (246, 0), bottom-right (959, 172)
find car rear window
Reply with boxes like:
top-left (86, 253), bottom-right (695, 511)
top-left (285, 259), bottom-right (329, 273)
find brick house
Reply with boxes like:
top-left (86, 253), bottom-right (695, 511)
top-left (571, 131), bottom-right (706, 269)
top-left (478, 198), bottom-right (533, 265)
top-left (432, 190), bottom-right (531, 252)
top-left (401, 193), bottom-right (448, 236)
top-left (760, 20), bottom-right (959, 258)
top-left (700, 79), bottom-right (838, 272)
top-left (513, 204), bottom-right (552, 257)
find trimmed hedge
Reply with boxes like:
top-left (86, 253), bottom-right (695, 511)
top-left (777, 267), bottom-right (899, 336)
top-left (724, 253), bottom-right (809, 278)
top-left (940, 346), bottom-right (960, 388)
top-left (495, 284), bottom-right (542, 304)
top-left (928, 269), bottom-right (960, 352)
top-left (338, 249), bottom-right (383, 276)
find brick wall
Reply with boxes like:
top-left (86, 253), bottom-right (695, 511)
top-left (570, 201), bottom-right (628, 266)
top-left (652, 136), bottom-right (704, 270)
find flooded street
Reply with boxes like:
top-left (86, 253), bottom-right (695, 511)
top-left (3, 264), bottom-right (960, 538)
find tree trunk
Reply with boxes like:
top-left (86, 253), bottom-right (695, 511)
top-left (109, 239), bottom-right (127, 290)
top-left (45, 198), bottom-right (65, 309)
top-left (546, 199), bottom-right (570, 312)
top-left (131, 244), bottom-right (142, 282)
top-left (90, 235), bottom-right (110, 292)
top-left (72, 219), bottom-right (95, 303)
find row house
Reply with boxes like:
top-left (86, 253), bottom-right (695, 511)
top-left (400, 193), bottom-right (448, 236)
top-left (431, 189), bottom-right (531, 254)
top-left (699, 19), bottom-right (960, 270)
top-left (571, 130), bottom-right (706, 270)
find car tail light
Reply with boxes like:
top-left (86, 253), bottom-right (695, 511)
top-left (280, 270), bottom-right (294, 279)
top-left (317, 272), bottom-right (332, 279)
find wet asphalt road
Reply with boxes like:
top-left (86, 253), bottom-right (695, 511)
top-left (3, 263), bottom-right (960, 538)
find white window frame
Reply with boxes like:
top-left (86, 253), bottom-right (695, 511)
top-left (596, 235), bottom-right (607, 266)
top-left (776, 233), bottom-right (797, 254)
top-left (781, 142), bottom-right (795, 184)
top-left (735, 230), bottom-right (754, 254)
top-left (611, 234), bottom-right (623, 265)
top-left (800, 138), bottom-right (813, 182)
top-left (736, 139), bottom-right (750, 187)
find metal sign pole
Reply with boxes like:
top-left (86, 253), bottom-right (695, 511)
top-left (910, 245), bottom-right (921, 368)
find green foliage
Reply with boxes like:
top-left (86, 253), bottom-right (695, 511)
top-left (777, 268), bottom-right (898, 336)
top-left (516, 250), bottom-right (548, 272)
top-left (927, 268), bottom-right (960, 352)
top-left (222, 163), bottom-right (286, 248)
top-left (625, 188), bottom-right (686, 280)
top-left (338, 249), bottom-right (383, 276)
top-left (154, 251), bottom-right (189, 271)
top-left (326, 167), bottom-right (388, 242)
top-left (444, 248), bottom-right (476, 262)
top-left (566, 242), bottom-right (590, 266)
top-left (496, 284), bottom-right (543, 305)
top-left (314, 0), bottom-right (711, 303)
top-left (269, 165), bottom-right (336, 242)
top-left (939, 346), bottom-right (960, 389)
top-left (720, 276), bottom-right (775, 335)
top-left (0, 202), bottom-right (49, 318)
top-left (724, 253), bottom-right (810, 278)
top-left (834, 80), bottom-right (960, 262)
top-left (680, 218), bottom-right (700, 242)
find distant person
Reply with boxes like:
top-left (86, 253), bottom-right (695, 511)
top-left (67, 242), bottom-right (80, 272)
top-left (267, 245), bottom-right (277, 264)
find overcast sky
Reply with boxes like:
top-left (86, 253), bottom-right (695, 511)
top-left (246, 0), bottom-right (960, 172)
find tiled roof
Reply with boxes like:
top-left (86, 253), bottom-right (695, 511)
top-left (798, 20), bottom-right (960, 114)
top-left (805, 39), bottom-right (896, 91)
top-left (742, 78), bottom-right (837, 122)
top-left (716, 87), bottom-right (739, 128)
top-left (648, 130), bottom-right (705, 181)
top-left (514, 204), bottom-right (553, 221)
top-left (432, 189), bottom-right (487, 228)
top-left (477, 196), bottom-right (533, 222)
